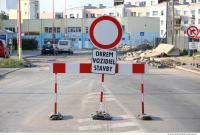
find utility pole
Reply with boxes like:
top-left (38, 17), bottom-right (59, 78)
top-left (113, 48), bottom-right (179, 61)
top-left (172, 0), bottom-right (175, 45)
top-left (17, 0), bottom-right (22, 61)
top-left (64, 0), bottom-right (67, 40)
top-left (52, 0), bottom-right (55, 45)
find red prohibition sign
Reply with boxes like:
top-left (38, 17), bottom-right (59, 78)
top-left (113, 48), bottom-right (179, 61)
top-left (89, 16), bottom-right (123, 49)
top-left (187, 26), bottom-right (199, 37)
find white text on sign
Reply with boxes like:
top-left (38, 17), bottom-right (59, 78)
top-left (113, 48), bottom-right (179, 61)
top-left (92, 49), bottom-right (117, 75)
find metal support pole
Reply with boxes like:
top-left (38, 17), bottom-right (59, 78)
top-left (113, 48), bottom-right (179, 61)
top-left (137, 74), bottom-right (152, 120)
top-left (54, 73), bottom-right (58, 114)
top-left (49, 73), bottom-right (63, 120)
top-left (92, 74), bottom-right (111, 120)
top-left (141, 74), bottom-right (144, 114)
top-left (52, 0), bottom-right (55, 44)
top-left (17, 0), bottom-right (22, 61)
top-left (172, 0), bottom-right (175, 45)
top-left (99, 74), bottom-right (104, 112)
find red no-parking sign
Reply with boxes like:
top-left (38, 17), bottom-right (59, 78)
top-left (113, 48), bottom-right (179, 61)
top-left (187, 26), bottom-right (199, 37)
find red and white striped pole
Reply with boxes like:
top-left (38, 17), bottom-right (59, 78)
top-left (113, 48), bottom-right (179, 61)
top-left (140, 74), bottom-right (144, 114)
top-left (54, 73), bottom-right (58, 114)
top-left (99, 74), bottom-right (104, 112)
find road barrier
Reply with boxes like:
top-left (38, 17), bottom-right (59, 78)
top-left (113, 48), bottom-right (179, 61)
top-left (49, 63), bottom-right (151, 120)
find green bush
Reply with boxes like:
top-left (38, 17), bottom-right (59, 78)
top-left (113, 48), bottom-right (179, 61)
top-left (0, 59), bottom-right (23, 68)
top-left (13, 38), bottom-right (38, 50)
top-left (180, 49), bottom-right (188, 56)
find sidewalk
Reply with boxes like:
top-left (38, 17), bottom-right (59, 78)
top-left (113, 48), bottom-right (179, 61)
top-left (0, 50), bottom-right (40, 77)
top-left (0, 68), bottom-right (21, 77)
top-left (174, 56), bottom-right (200, 75)
top-left (11, 50), bottom-right (41, 59)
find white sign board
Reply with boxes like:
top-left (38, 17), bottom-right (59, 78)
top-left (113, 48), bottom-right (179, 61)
top-left (189, 42), bottom-right (198, 50)
top-left (198, 42), bottom-right (200, 51)
top-left (92, 49), bottom-right (117, 75)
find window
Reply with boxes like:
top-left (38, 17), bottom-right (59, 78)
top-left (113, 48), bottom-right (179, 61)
top-left (85, 27), bottom-right (88, 33)
top-left (198, 9), bottom-right (200, 14)
top-left (161, 10), bottom-right (164, 16)
top-left (191, 0), bottom-right (196, 3)
top-left (109, 12), bottom-right (114, 16)
top-left (191, 20), bottom-right (195, 24)
top-left (5, 27), bottom-right (15, 32)
top-left (49, 28), bottom-right (52, 33)
top-left (152, 11), bottom-right (158, 16)
top-left (86, 13), bottom-right (89, 18)
top-left (131, 12), bottom-right (136, 16)
top-left (44, 27), bottom-right (48, 33)
top-left (44, 27), bottom-right (60, 33)
top-left (70, 14), bottom-right (74, 18)
top-left (151, 1), bottom-right (154, 6)
top-left (57, 27), bottom-right (60, 33)
top-left (117, 12), bottom-right (120, 17)
top-left (91, 13), bottom-right (95, 18)
top-left (67, 27), bottom-right (81, 33)
top-left (184, 20), bottom-right (188, 24)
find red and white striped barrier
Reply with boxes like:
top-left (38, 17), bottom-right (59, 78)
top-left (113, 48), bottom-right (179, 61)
top-left (50, 62), bottom-right (147, 118)
top-left (51, 63), bottom-right (147, 74)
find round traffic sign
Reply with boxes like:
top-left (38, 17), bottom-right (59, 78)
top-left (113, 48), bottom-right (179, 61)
top-left (89, 16), bottom-right (123, 49)
top-left (187, 25), bottom-right (199, 37)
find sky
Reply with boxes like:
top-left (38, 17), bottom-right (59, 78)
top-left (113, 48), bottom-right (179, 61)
top-left (0, 0), bottom-right (114, 12)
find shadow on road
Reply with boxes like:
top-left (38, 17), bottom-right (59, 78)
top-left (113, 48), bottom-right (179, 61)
top-left (62, 115), bottom-right (74, 120)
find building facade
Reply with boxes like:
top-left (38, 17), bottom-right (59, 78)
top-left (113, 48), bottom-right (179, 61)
top-left (0, 17), bottom-right (160, 49)
top-left (8, 0), bottom-right (40, 20)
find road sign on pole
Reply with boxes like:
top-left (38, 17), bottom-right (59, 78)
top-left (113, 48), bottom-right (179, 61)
top-left (187, 26), bottom-right (199, 37)
top-left (89, 16), bottom-right (123, 49)
top-left (92, 49), bottom-right (117, 75)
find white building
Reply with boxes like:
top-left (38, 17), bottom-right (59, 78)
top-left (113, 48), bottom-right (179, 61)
top-left (8, 0), bottom-right (40, 20)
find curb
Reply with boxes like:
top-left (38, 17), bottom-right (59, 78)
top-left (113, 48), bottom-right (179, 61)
top-left (0, 68), bottom-right (21, 77)
top-left (175, 66), bottom-right (200, 75)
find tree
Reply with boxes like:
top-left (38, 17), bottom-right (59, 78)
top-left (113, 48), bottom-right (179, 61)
top-left (0, 10), bottom-right (9, 20)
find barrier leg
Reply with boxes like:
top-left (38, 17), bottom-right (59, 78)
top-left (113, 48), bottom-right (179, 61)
top-left (137, 74), bottom-right (152, 120)
top-left (92, 74), bottom-right (112, 120)
top-left (49, 73), bottom-right (63, 120)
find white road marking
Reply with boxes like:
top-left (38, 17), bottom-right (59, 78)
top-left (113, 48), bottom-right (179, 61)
top-left (78, 122), bottom-right (138, 131)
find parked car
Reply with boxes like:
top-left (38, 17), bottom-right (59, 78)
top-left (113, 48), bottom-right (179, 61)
top-left (57, 40), bottom-right (73, 54)
top-left (41, 43), bottom-right (58, 55)
top-left (0, 39), bottom-right (10, 58)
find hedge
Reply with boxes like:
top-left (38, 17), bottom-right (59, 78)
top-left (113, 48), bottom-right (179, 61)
top-left (13, 38), bottom-right (38, 50)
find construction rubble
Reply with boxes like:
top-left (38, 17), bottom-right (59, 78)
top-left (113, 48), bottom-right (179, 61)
top-left (118, 44), bottom-right (182, 68)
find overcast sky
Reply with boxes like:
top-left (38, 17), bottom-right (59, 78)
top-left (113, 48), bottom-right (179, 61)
top-left (0, 0), bottom-right (113, 12)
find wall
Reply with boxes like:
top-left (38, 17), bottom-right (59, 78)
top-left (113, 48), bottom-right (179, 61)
top-left (1, 17), bottom-right (160, 49)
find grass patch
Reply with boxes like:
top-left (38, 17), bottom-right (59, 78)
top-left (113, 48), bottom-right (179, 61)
top-left (194, 51), bottom-right (200, 58)
top-left (0, 59), bottom-right (24, 68)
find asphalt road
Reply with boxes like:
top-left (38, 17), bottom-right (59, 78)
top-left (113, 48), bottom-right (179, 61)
top-left (0, 54), bottom-right (200, 132)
